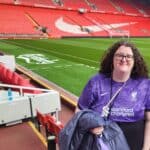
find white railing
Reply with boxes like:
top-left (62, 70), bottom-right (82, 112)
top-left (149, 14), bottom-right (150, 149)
top-left (0, 83), bottom-right (51, 96)
top-left (0, 83), bottom-right (61, 125)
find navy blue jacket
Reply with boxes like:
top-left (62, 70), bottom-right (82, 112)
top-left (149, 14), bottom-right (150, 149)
top-left (59, 109), bottom-right (130, 150)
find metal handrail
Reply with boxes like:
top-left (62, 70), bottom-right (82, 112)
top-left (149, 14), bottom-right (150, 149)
top-left (0, 83), bottom-right (52, 96)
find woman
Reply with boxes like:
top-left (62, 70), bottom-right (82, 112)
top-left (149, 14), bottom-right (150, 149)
top-left (76, 40), bottom-right (150, 150)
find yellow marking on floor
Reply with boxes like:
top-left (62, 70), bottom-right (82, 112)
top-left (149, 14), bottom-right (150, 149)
top-left (28, 121), bottom-right (47, 147)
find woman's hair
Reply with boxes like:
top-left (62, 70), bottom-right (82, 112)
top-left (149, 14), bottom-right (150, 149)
top-left (99, 40), bottom-right (149, 78)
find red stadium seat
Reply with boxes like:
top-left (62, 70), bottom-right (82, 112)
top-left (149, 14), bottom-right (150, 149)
top-left (14, 75), bottom-right (40, 94)
top-left (0, 66), bottom-right (6, 82)
top-left (0, 64), bottom-right (42, 94)
top-left (36, 110), bottom-right (63, 143)
top-left (46, 116), bottom-right (63, 143)
top-left (36, 110), bottom-right (49, 136)
top-left (5, 69), bottom-right (14, 84)
top-left (36, 110), bottom-right (58, 137)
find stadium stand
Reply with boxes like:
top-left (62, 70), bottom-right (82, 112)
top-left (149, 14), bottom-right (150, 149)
top-left (0, 0), bottom-right (149, 15)
top-left (0, 0), bottom-right (149, 38)
top-left (0, 4), bottom-right (46, 38)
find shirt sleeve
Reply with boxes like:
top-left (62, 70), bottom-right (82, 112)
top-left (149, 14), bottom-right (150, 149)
top-left (78, 77), bottom-right (98, 110)
top-left (145, 81), bottom-right (150, 111)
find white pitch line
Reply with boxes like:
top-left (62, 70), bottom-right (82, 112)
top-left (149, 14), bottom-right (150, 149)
top-left (29, 63), bottom-right (98, 71)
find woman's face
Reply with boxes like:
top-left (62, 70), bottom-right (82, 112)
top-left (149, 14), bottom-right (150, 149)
top-left (113, 45), bottom-right (134, 74)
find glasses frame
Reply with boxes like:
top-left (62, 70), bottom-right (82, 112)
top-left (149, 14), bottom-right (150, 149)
top-left (114, 53), bottom-right (134, 61)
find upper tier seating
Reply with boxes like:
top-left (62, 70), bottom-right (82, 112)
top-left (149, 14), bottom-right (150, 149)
top-left (89, 0), bottom-right (117, 12)
top-left (0, 2), bottom-right (149, 38)
top-left (0, 0), bottom-right (149, 16)
top-left (131, 0), bottom-right (150, 15)
top-left (112, 0), bottom-right (142, 15)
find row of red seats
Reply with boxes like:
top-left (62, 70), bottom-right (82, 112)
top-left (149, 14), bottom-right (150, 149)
top-left (36, 110), bottom-right (63, 143)
top-left (0, 64), bottom-right (41, 94)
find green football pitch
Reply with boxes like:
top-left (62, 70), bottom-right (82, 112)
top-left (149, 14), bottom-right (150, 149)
top-left (0, 38), bottom-right (149, 96)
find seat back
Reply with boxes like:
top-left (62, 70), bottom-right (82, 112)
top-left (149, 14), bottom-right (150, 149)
top-left (36, 110), bottom-right (49, 126)
top-left (46, 115), bottom-right (64, 143)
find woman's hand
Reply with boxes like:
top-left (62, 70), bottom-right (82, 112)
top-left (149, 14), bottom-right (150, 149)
top-left (90, 126), bottom-right (104, 135)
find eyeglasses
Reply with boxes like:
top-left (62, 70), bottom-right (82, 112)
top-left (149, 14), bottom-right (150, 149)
top-left (114, 53), bottom-right (134, 61)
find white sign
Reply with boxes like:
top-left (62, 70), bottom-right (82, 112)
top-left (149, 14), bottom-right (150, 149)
top-left (17, 54), bottom-right (58, 64)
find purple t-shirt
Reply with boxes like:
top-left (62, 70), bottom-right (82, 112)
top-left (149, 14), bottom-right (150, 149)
top-left (78, 73), bottom-right (150, 122)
